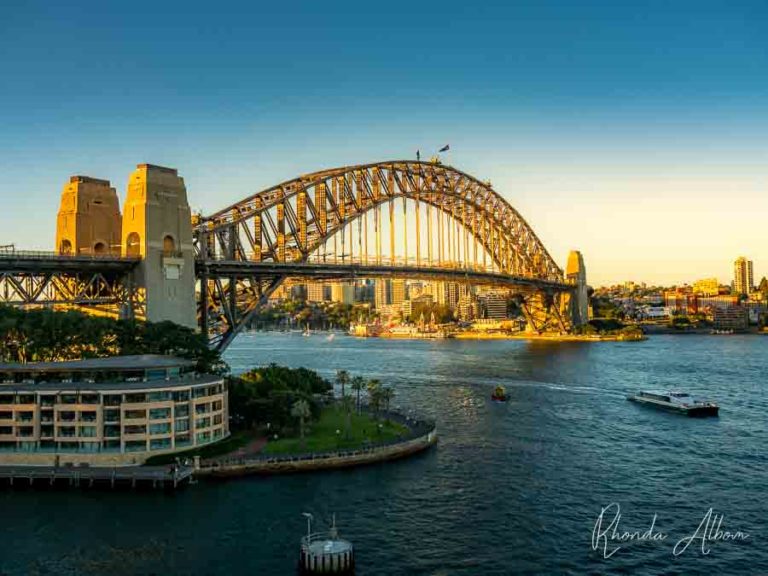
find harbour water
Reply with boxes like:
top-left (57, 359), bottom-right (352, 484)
top-left (1, 334), bottom-right (766, 575)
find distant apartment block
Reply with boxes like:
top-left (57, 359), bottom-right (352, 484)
top-left (693, 277), bottom-right (719, 297)
top-left (733, 257), bottom-right (754, 296)
top-left (306, 282), bottom-right (329, 303)
top-left (330, 282), bottom-right (355, 305)
top-left (712, 306), bottom-right (748, 330)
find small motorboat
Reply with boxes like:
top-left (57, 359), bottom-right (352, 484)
top-left (491, 385), bottom-right (508, 402)
top-left (627, 390), bottom-right (719, 417)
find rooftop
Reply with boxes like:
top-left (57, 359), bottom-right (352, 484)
top-left (0, 355), bottom-right (196, 374)
top-left (0, 374), bottom-right (221, 393)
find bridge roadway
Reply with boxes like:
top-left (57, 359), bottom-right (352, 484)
top-left (0, 251), bottom-right (139, 273)
top-left (198, 259), bottom-right (572, 292)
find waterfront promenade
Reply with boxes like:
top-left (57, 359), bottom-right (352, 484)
top-left (198, 410), bottom-right (437, 477)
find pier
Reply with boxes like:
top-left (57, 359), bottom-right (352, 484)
top-left (0, 464), bottom-right (194, 490)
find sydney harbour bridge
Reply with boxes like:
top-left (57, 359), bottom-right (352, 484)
top-left (0, 160), bottom-right (588, 351)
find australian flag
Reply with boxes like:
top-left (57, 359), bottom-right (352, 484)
top-left (439, 144), bottom-right (450, 152)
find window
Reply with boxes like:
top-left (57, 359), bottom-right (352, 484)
top-left (40, 425), bottom-right (54, 438)
top-left (174, 419), bottom-right (189, 432)
top-left (103, 394), bottom-right (122, 407)
top-left (196, 417), bottom-right (210, 429)
top-left (16, 394), bottom-right (35, 405)
top-left (103, 439), bottom-right (120, 451)
top-left (124, 409), bottom-right (146, 420)
top-left (103, 425), bottom-right (121, 438)
top-left (148, 391), bottom-right (171, 402)
top-left (213, 414), bottom-right (223, 425)
top-left (125, 393), bottom-right (147, 404)
top-left (60, 394), bottom-right (78, 405)
top-left (149, 422), bottom-right (171, 435)
top-left (93, 242), bottom-right (107, 255)
top-left (0, 426), bottom-right (12, 435)
top-left (60, 239), bottom-right (73, 255)
top-left (58, 411), bottom-right (76, 422)
top-left (174, 404), bottom-right (189, 418)
top-left (195, 403), bottom-right (211, 415)
top-left (0, 411), bottom-right (12, 420)
top-left (149, 408), bottom-right (171, 420)
top-left (150, 438), bottom-right (171, 451)
top-left (103, 409), bottom-right (120, 423)
top-left (16, 411), bottom-right (34, 422)
top-left (175, 434), bottom-right (191, 448)
top-left (79, 411), bottom-right (97, 422)
top-left (40, 396), bottom-right (56, 407)
top-left (78, 426), bottom-right (97, 438)
top-left (126, 232), bottom-right (141, 257)
top-left (162, 235), bottom-right (176, 256)
top-left (81, 394), bottom-right (99, 405)
top-left (196, 431), bottom-right (211, 444)
top-left (124, 425), bottom-right (146, 435)
top-left (125, 440), bottom-right (146, 453)
top-left (58, 426), bottom-right (76, 438)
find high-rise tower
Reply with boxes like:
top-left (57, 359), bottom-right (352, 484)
top-left (733, 257), bottom-right (753, 296)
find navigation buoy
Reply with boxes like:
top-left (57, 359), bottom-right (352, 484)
top-left (299, 513), bottom-right (355, 575)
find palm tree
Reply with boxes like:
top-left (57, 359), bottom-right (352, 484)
top-left (380, 387), bottom-right (395, 414)
top-left (336, 369), bottom-right (350, 402)
top-left (350, 376), bottom-right (365, 413)
top-left (291, 399), bottom-right (311, 447)
top-left (341, 395), bottom-right (354, 439)
top-left (367, 379), bottom-right (381, 418)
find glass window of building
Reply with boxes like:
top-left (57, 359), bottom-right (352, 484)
top-left (149, 422), bottom-right (171, 435)
top-left (124, 409), bottom-right (146, 420)
top-left (149, 407), bottom-right (171, 420)
top-left (103, 394), bottom-right (122, 406)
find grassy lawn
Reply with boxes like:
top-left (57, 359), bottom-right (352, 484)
top-left (262, 406), bottom-right (409, 455)
top-left (144, 430), bottom-right (257, 465)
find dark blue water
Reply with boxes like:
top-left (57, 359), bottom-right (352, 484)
top-left (1, 334), bottom-right (765, 575)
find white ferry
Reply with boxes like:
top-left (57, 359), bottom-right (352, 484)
top-left (627, 391), bottom-right (719, 417)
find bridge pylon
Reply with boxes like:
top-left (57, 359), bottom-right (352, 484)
top-left (565, 250), bottom-right (589, 327)
top-left (56, 176), bottom-right (122, 256)
top-left (121, 164), bottom-right (196, 328)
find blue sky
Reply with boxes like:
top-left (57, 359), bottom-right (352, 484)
top-left (1, 0), bottom-right (767, 285)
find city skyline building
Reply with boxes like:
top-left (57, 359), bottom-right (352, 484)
top-left (734, 257), bottom-right (754, 296)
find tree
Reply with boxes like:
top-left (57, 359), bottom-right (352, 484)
top-left (335, 369), bottom-right (350, 401)
top-left (380, 387), bottom-right (395, 414)
top-left (367, 379), bottom-right (382, 418)
top-left (291, 399), bottom-right (311, 447)
top-left (350, 375), bottom-right (365, 413)
top-left (341, 395), bottom-right (354, 439)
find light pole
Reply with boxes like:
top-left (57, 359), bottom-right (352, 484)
top-left (302, 512), bottom-right (313, 543)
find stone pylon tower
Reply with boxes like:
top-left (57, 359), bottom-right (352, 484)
top-left (121, 164), bottom-right (196, 328)
top-left (565, 250), bottom-right (589, 326)
top-left (56, 176), bottom-right (122, 255)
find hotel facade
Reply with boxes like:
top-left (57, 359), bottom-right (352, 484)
top-left (0, 355), bottom-right (228, 465)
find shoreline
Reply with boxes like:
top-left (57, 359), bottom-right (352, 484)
top-left (197, 410), bottom-right (437, 478)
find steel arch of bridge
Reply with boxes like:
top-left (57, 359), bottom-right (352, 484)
top-left (194, 160), bottom-right (571, 349)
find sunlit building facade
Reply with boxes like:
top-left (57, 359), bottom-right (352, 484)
top-left (0, 356), bottom-right (228, 465)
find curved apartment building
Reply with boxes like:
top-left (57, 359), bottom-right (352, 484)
top-left (0, 355), bottom-right (228, 466)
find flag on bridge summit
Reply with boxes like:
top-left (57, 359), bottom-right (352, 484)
top-left (439, 144), bottom-right (450, 152)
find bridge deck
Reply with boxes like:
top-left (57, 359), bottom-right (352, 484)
top-left (198, 260), bottom-right (572, 291)
top-left (0, 251), bottom-right (140, 273)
